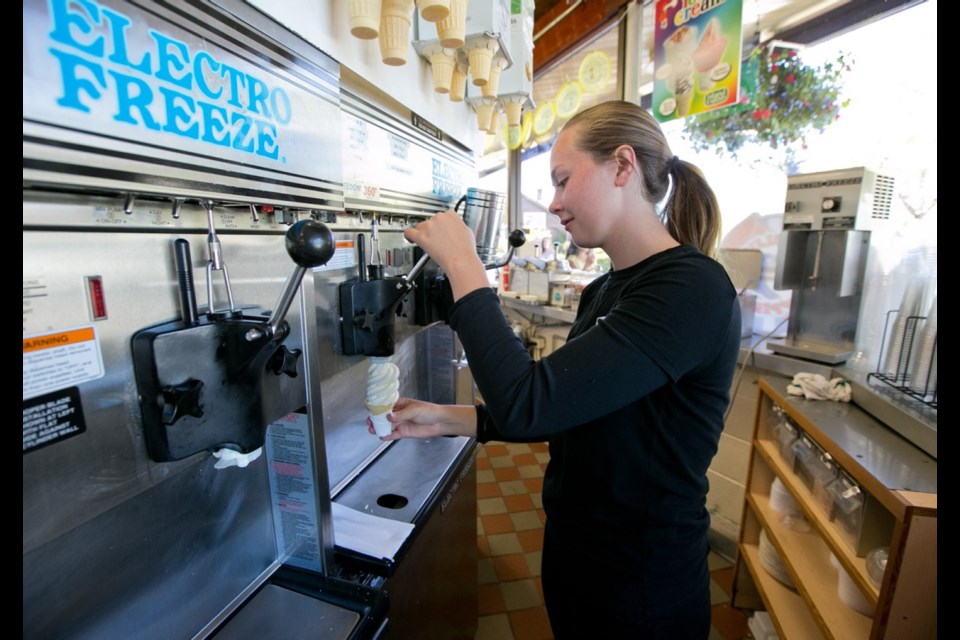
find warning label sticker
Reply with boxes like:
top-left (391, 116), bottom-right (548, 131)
top-left (23, 326), bottom-right (105, 401)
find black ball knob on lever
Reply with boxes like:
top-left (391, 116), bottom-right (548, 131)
top-left (260, 220), bottom-right (336, 340)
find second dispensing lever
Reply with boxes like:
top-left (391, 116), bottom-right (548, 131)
top-left (398, 227), bottom-right (527, 291)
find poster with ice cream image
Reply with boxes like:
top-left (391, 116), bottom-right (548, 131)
top-left (653, 0), bottom-right (743, 122)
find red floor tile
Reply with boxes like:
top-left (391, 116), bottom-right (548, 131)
top-left (522, 477), bottom-right (543, 493)
top-left (493, 553), bottom-right (533, 580)
top-left (475, 456), bottom-right (491, 470)
top-left (483, 444), bottom-right (510, 457)
top-left (503, 494), bottom-right (534, 512)
top-left (492, 466), bottom-right (521, 482)
top-left (476, 482), bottom-right (501, 499)
top-left (711, 604), bottom-right (752, 640)
top-left (481, 514), bottom-right (515, 535)
top-left (508, 606), bottom-right (554, 640)
top-left (512, 453), bottom-right (538, 466)
top-left (529, 442), bottom-right (550, 453)
top-left (478, 583), bottom-right (506, 615)
top-left (517, 529), bottom-right (544, 552)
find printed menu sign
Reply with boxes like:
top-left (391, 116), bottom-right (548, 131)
top-left (653, 0), bottom-right (743, 122)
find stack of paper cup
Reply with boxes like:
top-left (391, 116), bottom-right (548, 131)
top-left (436, 0), bottom-right (467, 48)
top-left (421, 43), bottom-right (457, 93)
top-left (908, 296), bottom-right (937, 396)
top-left (416, 0), bottom-right (449, 22)
top-left (502, 95), bottom-right (524, 127)
top-left (882, 278), bottom-right (928, 379)
top-left (379, 0), bottom-right (415, 66)
top-left (464, 34), bottom-right (500, 86)
top-left (349, 0), bottom-right (381, 40)
top-left (449, 57), bottom-right (468, 102)
top-left (481, 53), bottom-right (509, 98)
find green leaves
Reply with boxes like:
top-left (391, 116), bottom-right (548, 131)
top-left (682, 45), bottom-right (853, 159)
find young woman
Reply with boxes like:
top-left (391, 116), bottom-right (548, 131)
top-left (374, 100), bottom-right (741, 638)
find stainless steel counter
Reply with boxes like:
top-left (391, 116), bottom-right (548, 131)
top-left (739, 336), bottom-right (937, 459)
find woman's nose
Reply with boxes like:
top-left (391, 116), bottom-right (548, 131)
top-left (548, 191), bottom-right (562, 215)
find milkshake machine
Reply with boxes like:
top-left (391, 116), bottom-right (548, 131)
top-left (767, 167), bottom-right (894, 364)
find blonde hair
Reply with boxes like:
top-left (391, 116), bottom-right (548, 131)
top-left (562, 100), bottom-right (721, 256)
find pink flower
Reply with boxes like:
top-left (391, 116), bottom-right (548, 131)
top-left (786, 74), bottom-right (795, 83)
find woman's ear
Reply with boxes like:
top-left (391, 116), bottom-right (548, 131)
top-left (613, 144), bottom-right (639, 187)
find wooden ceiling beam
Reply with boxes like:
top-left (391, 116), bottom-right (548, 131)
top-left (532, 0), bottom-right (632, 77)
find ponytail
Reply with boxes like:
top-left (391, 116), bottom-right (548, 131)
top-left (667, 159), bottom-right (721, 257)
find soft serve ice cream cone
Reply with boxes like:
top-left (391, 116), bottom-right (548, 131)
top-left (366, 357), bottom-right (400, 436)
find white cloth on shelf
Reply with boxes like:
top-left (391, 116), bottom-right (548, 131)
top-left (787, 373), bottom-right (852, 402)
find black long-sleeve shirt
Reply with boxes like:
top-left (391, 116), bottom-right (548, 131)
top-left (450, 244), bottom-right (741, 606)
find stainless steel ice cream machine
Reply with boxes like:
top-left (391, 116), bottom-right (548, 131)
top-left (23, 1), bottom-right (498, 637)
top-left (768, 167), bottom-right (895, 364)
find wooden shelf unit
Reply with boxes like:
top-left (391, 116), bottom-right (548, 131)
top-left (732, 377), bottom-right (937, 640)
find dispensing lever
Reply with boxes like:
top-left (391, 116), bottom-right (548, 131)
top-left (257, 220), bottom-right (336, 340)
top-left (483, 229), bottom-right (527, 269)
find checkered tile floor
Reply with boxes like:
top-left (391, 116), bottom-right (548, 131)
top-left (473, 442), bottom-right (753, 640)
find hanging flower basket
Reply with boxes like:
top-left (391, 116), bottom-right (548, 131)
top-left (683, 44), bottom-right (853, 158)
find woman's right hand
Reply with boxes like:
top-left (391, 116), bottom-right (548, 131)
top-left (403, 211), bottom-right (489, 301)
top-left (367, 398), bottom-right (478, 441)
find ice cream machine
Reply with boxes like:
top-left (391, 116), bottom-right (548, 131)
top-left (767, 167), bottom-right (895, 364)
top-left (24, 1), bottom-right (484, 638)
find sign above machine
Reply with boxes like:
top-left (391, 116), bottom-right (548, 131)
top-left (23, 0), bottom-right (344, 209)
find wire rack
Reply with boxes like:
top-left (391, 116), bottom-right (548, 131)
top-left (868, 310), bottom-right (937, 408)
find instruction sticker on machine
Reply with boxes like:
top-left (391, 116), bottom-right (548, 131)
top-left (23, 326), bottom-right (105, 401)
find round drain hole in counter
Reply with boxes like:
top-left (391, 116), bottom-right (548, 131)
top-left (377, 494), bottom-right (409, 509)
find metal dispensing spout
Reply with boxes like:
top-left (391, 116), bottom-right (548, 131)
top-left (203, 200), bottom-right (236, 316)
